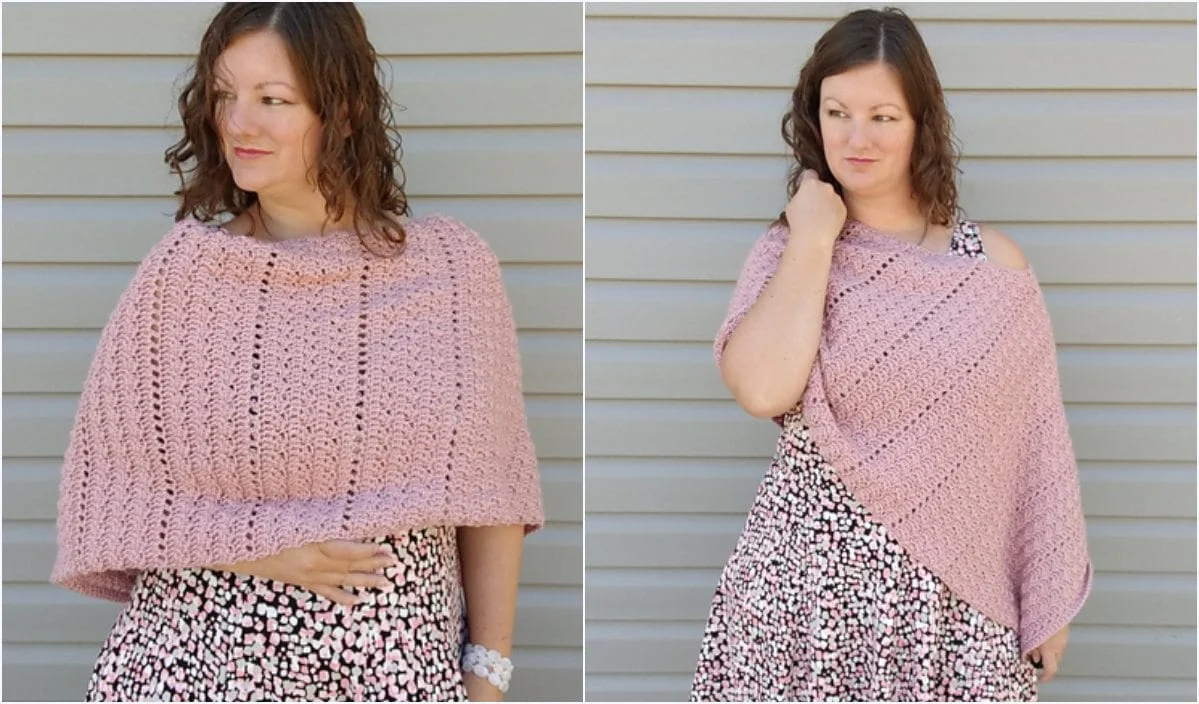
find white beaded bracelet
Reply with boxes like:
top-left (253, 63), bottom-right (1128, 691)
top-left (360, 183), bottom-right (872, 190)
top-left (461, 643), bottom-right (514, 693)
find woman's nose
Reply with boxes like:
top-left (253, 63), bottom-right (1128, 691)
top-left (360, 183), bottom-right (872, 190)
top-left (847, 122), bottom-right (870, 150)
top-left (223, 97), bottom-right (256, 138)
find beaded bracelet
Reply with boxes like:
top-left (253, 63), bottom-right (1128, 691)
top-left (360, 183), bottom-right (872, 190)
top-left (461, 643), bottom-right (514, 693)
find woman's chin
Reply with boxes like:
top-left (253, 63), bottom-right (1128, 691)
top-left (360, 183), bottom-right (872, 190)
top-left (229, 174), bottom-right (270, 195)
top-left (227, 178), bottom-right (268, 197)
top-left (833, 172), bottom-right (892, 199)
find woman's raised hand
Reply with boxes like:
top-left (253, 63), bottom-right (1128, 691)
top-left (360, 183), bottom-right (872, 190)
top-left (784, 169), bottom-right (848, 247)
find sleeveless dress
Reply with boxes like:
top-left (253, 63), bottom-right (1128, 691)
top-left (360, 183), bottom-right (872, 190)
top-left (85, 527), bottom-right (468, 701)
top-left (691, 222), bottom-right (1039, 702)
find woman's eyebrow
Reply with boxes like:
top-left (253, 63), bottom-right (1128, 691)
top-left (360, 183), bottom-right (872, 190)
top-left (210, 77), bottom-right (295, 90)
top-left (823, 97), bottom-right (902, 110)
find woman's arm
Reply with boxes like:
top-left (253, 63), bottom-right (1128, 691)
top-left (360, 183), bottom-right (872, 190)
top-left (457, 524), bottom-right (526, 701)
top-left (720, 171), bottom-right (845, 418)
top-left (721, 234), bottom-right (836, 417)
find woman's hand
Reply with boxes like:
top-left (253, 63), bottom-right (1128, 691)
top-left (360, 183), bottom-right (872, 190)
top-left (784, 169), bottom-right (848, 247)
top-left (210, 540), bottom-right (397, 606)
top-left (1028, 624), bottom-right (1070, 683)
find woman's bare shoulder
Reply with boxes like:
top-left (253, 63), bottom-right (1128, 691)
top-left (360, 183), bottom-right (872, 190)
top-left (977, 224), bottom-right (1029, 271)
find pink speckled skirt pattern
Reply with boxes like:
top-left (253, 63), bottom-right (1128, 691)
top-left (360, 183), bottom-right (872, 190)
top-left (690, 416), bottom-right (1038, 702)
top-left (85, 527), bottom-right (468, 702)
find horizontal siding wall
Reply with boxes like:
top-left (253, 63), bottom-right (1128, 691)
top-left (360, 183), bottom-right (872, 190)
top-left (585, 2), bottom-right (1197, 702)
top-left (1, 3), bottom-right (583, 702)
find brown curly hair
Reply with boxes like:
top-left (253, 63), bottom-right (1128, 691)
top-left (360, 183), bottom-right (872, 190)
top-left (165, 2), bottom-right (409, 254)
top-left (778, 7), bottom-right (962, 228)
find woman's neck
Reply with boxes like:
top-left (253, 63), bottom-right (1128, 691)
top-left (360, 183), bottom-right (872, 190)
top-left (254, 193), bottom-right (356, 241)
top-left (843, 191), bottom-right (929, 243)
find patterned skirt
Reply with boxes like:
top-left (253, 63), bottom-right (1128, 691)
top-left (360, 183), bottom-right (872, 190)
top-left (691, 421), bottom-right (1038, 702)
top-left (86, 527), bottom-right (468, 702)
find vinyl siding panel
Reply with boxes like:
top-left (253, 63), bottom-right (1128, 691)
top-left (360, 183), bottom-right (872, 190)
top-left (2, 3), bottom-right (582, 55)
top-left (584, 2), bottom-right (1197, 701)
top-left (1, 3), bottom-right (583, 702)
top-left (4, 56), bottom-right (582, 128)
top-left (586, 17), bottom-right (1196, 89)
top-left (587, 3), bottom-right (1198, 21)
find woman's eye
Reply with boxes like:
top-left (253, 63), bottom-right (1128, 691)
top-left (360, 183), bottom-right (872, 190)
top-left (875, 115), bottom-right (896, 122)
top-left (827, 110), bottom-right (846, 118)
top-left (262, 97), bottom-right (287, 106)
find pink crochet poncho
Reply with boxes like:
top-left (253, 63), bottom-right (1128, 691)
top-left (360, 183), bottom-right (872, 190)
top-left (715, 220), bottom-right (1093, 655)
top-left (52, 214), bottom-right (544, 602)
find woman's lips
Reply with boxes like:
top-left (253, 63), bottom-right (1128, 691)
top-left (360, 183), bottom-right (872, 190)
top-left (234, 147), bottom-right (271, 159)
top-left (847, 157), bottom-right (877, 164)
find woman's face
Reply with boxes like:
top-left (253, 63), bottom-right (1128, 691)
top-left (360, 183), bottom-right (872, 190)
top-left (818, 61), bottom-right (917, 201)
top-left (213, 30), bottom-right (323, 200)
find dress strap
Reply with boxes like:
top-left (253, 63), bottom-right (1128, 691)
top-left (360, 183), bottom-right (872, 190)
top-left (949, 220), bottom-right (987, 260)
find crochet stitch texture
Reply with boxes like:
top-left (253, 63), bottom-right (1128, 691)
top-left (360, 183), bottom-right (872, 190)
top-left (53, 214), bottom-right (544, 602)
top-left (715, 219), bottom-right (1092, 655)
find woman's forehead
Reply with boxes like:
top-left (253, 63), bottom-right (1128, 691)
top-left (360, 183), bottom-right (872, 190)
top-left (214, 31), bottom-right (298, 84)
top-left (820, 64), bottom-right (907, 104)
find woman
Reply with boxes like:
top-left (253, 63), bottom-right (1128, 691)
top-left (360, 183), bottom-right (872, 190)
top-left (50, 4), bottom-right (543, 701)
top-left (691, 8), bottom-right (1091, 702)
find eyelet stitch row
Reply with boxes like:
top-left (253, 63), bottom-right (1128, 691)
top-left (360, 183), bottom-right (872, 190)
top-left (245, 250), bottom-right (278, 546)
top-left (342, 264), bottom-right (370, 531)
top-left (828, 254), bottom-right (898, 309)
top-left (151, 238), bottom-right (184, 557)
top-left (438, 227), bottom-right (463, 504)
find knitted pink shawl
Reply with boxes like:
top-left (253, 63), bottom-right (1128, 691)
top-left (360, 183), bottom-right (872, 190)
top-left (52, 214), bottom-right (544, 602)
top-left (715, 220), bottom-right (1092, 655)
